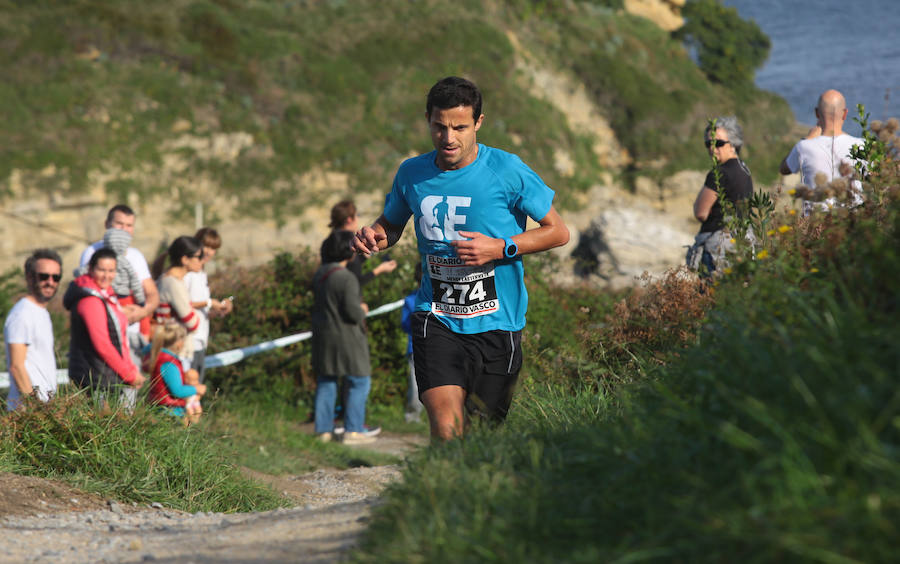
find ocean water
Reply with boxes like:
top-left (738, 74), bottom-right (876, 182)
top-left (722, 0), bottom-right (900, 135)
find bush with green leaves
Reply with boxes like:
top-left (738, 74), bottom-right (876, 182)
top-left (676, 0), bottom-right (771, 89)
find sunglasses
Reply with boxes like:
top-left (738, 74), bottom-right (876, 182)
top-left (37, 273), bottom-right (62, 282)
top-left (705, 139), bottom-right (730, 148)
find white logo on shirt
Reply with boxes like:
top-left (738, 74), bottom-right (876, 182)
top-left (419, 195), bottom-right (471, 241)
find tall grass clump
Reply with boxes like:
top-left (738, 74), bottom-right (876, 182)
top-left (353, 140), bottom-right (900, 561)
top-left (0, 392), bottom-right (288, 513)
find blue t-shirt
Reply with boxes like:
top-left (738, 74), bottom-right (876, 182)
top-left (383, 144), bottom-right (555, 334)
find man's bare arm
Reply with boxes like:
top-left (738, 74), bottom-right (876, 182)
top-left (452, 205), bottom-right (570, 266)
top-left (8, 343), bottom-right (33, 397)
top-left (352, 215), bottom-right (405, 256)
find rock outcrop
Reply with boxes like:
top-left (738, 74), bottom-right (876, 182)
top-left (623, 0), bottom-right (686, 32)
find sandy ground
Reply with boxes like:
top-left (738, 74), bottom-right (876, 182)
top-left (0, 429), bottom-right (428, 563)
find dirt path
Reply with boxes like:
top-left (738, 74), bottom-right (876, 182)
top-left (0, 430), bottom-right (427, 563)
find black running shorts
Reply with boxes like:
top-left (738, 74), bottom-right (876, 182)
top-left (410, 311), bottom-right (523, 421)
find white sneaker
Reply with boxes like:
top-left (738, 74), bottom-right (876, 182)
top-left (334, 424), bottom-right (381, 437)
top-left (317, 432), bottom-right (333, 443)
top-left (342, 432), bottom-right (376, 445)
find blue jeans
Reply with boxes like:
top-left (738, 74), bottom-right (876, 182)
top-left (315, 375), bottom-right (370, 434)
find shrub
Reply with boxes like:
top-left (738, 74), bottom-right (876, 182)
top-left (676, 0), bottom-right (771, 88)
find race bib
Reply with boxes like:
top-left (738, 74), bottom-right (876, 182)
top-left (426, 254), bottom-right (499, 318)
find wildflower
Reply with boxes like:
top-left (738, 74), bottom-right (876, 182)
top-left (729, 238), bottom-right (736, 244)
top-left (777, 225), bottom-right (791, 234)
top-left (811, 267), bottom-right (819, 273)
top-left (723, 267), bottom-right (732, 275)
top-left (789, 209), bottom-right (797, 216)
top-left (787, 189), bottom-right (796, 196)
top-left (757, 249), bottom-right (769, 259)
top-left (766, 229), bottom-right (775, 237)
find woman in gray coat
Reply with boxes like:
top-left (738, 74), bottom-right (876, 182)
top-left (311, 230), bottom-right (374, 445)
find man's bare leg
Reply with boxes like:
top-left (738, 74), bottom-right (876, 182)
top-left (422, 385), bottom-right (466, 441)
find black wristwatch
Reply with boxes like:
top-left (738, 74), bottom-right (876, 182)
top-left (503, 237), bottom-right (518, 259)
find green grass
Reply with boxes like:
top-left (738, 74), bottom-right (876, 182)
top-left (202, 394), bottom-right (406, 475)
top-left (0, 389), bottom-right (289, 513)
top-left (353, 193), bottom-right (900, 560)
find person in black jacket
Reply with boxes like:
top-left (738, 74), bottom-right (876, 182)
top-left (688, 115), bottom-right (754, 275)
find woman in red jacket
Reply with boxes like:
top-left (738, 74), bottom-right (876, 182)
top-left (63, 248), bottom-right (145, 406)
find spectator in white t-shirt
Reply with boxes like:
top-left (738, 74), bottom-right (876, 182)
top-left (183, 227), bottom-right (233, 382)
top-left (780, 89), bottom-right (864, 215)
top-left (4, 249), bottom-right (63, 410)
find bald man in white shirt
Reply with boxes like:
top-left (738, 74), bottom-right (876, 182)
top-left (780, 89), bottom-right (864, 215)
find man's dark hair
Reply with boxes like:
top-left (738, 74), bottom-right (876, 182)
top-left (105, 204), bottom-right (136, 225)
top-left (88, 247), bottom-right (118, 270)
top-left (24, 249), bottom-right (62, 279)
top-left (426, 76), bottom-right (483, 122)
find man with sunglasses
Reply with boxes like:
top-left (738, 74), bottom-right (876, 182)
top-left (4, 249), bottom-right (63, 410)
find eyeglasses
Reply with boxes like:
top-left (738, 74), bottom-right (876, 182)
top-left (190, 252), bottom-right (204, 259)
top-left (37, 273), bottom-right (62, 282)
top-left (705, 139), bottom-right (730, 148)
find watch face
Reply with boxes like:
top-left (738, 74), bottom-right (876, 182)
top-left (506, 242), bottom-right (517, 258)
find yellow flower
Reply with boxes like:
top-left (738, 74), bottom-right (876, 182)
top-left (811, 268), bottom-right (819, 273)
top-left (788, 189), bottom-right (796, 196)
top-left (757, 249), bottom-right (769, 259)
top-left (778, 225), bottom-right (791, 234)
top-left (766, 230), bottom-right (775, 237)
top-left (789, 209), bottom-right (797, 216)
top-left (729, 238), bottom-right (736, 244)
top-left (723, 267), bottom-right (733, 275)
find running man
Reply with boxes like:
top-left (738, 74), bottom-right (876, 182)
top-left (352, 76), bottom-right (569, 440)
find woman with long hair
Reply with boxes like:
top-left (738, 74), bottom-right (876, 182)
top-left (153, 236), bottom-right (204, 370)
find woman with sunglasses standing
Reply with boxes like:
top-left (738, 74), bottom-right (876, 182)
top-left (64, 248), bottom-right (145, 407)
top-left (687, 115), bottom-right (754, 276)
top-left (152, 236), bottom-right (205, 378)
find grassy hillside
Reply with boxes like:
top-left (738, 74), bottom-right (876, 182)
top-left (1, 0), bottom-right (794, 221)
